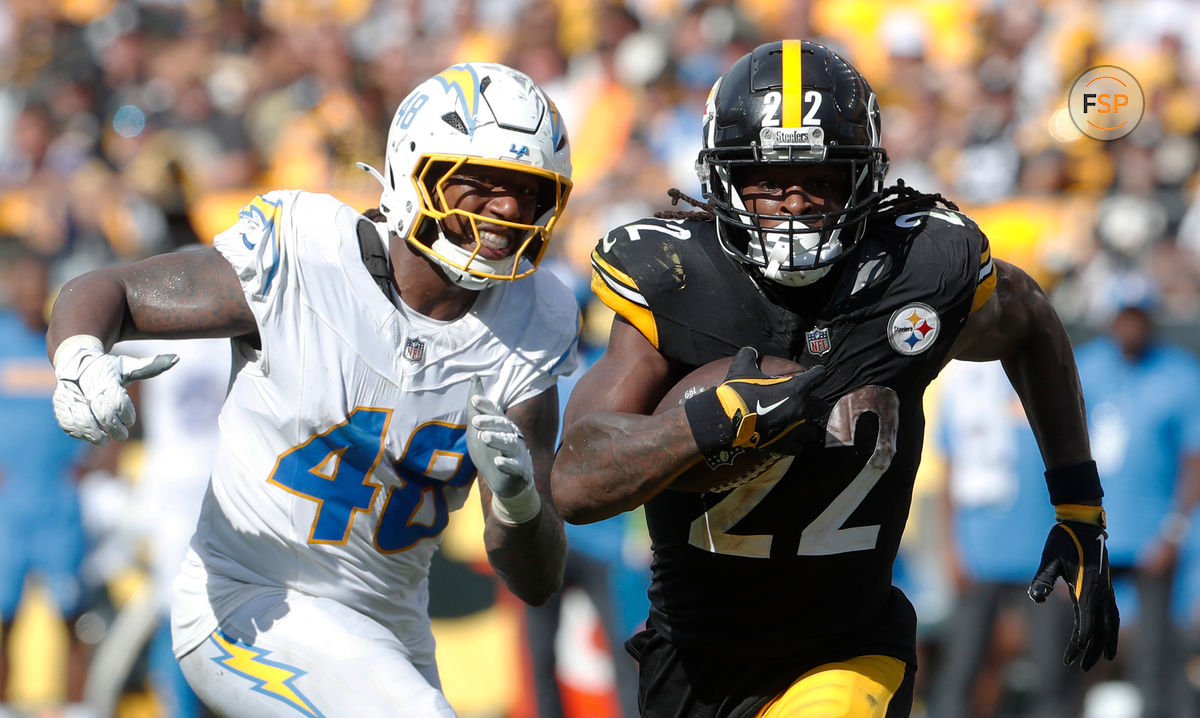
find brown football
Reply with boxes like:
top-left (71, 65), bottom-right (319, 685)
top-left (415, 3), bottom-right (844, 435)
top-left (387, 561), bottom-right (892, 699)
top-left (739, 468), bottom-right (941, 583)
top-left (654, 354), bottom-right (806, 494)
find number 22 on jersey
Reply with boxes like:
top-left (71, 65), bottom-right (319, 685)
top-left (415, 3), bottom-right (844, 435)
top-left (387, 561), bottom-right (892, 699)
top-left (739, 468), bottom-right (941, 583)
top-left (267, 407), bottom-right (476, 553)
top-left (689, 386), bottom-right (900, 558)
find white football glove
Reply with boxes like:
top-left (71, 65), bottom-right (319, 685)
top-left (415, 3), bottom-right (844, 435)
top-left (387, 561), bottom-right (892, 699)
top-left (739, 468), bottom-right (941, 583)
top-left (465, 375), bottom-right (540, 525)
top-left (52, 335), bottom-right (179, 446)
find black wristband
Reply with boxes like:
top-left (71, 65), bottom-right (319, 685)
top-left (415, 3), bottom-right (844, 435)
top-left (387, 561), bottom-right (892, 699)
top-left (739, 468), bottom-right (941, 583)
top-left (684, 389), bottom-right (734, 458)
top-left (1044, 460), bottom-right (1104, 505)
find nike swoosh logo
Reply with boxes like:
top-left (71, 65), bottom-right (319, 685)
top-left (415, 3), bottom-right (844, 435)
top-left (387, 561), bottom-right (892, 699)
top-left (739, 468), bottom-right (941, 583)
top-left (756, 397), bottom-right (788, 415)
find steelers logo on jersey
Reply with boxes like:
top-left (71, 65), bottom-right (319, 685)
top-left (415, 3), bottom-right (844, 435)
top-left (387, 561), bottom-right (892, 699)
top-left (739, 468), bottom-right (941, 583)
top-left (888, 302), bottom-right (940, 355)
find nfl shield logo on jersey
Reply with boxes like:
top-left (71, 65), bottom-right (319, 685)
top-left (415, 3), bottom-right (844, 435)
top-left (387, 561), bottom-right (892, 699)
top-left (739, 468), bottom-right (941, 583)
top-left (806, 327), bottom-right (832, 356)
top-left (403, 337), bottom-right (426, 363)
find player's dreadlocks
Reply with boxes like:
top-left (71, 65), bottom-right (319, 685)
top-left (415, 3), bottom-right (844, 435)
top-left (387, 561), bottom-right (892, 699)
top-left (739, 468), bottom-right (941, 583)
top-left (655, 188), bottom-right (714, 221)
top-left (874, 179), bottom-right (959, 216)
top-left (653, 179), bottom-right (958, 222)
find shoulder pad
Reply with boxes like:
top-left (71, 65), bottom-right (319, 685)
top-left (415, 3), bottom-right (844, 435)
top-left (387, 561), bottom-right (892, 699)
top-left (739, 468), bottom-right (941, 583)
top-left (590, 218), bottom-right (797, 364)
top-left (590, 218), bottom-right (701, 349)
top-left (858, 208), bottom-right (995, 314)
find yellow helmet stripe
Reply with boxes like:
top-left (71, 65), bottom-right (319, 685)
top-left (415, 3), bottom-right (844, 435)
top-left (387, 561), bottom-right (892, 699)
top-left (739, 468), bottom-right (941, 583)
top-left (781, 39), bottom-right (804, 126)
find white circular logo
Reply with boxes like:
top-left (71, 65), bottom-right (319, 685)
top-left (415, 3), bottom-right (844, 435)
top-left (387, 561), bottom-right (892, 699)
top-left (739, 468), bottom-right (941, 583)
top-left (1068, 66), bottom-right (1144, 141)
top-left (888, 303), bottom-right (940, 355)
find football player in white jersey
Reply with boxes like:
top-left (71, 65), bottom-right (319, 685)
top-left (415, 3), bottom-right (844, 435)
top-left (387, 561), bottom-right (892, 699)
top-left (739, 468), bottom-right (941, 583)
top-left (46, 62), bottom-right (577, 718)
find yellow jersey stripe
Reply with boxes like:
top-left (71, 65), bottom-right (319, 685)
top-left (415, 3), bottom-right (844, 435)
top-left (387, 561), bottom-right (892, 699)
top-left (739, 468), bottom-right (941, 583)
top-left (970, 255), bottom-right (997, 313)
top-left (781, 39), bottom-right (804, 126)
top-left (590, 270), bottom-right (659, 349)
top-left (591, 250), bottom-right (640, 293)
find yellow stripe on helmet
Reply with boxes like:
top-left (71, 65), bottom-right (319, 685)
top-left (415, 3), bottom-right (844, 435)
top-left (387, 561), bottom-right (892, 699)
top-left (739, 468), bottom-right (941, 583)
top-left (781, 39), bottom-right (804, 126)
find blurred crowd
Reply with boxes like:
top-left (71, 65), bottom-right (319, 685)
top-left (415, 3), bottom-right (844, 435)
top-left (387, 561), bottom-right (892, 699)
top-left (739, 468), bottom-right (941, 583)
top-left (5, 0), bottom-right (1200, 716)
top-left (4, 0), bottom-right (1200, 319)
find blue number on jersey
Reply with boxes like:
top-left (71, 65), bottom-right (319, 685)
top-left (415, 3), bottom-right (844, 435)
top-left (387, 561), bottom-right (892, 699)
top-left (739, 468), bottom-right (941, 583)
top-left (376, 422), bottom-right (476, 553)
top-left (268, 412), bottom-right (477, 551)
top-left (268, 408), bottom-right (390, 544)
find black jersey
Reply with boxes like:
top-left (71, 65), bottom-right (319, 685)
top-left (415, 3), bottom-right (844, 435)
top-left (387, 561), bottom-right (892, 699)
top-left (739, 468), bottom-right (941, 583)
top-left (590, 207), bottom-right (995, 662)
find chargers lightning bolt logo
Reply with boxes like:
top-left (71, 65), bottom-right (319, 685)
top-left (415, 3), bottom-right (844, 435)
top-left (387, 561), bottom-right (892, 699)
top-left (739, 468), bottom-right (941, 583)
top-left (236, 193), bottom-right (284, 297)
top-left (209, 631), bottom-right (325, 717)
top-left (238, 194), bottom-right (283, 249)
top-left (433, 64), bottom-right (482, 136)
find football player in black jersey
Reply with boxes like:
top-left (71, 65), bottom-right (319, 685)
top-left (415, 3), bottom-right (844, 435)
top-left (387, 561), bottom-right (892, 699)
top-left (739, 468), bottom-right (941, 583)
top-left (550, 40), bottom-right (1119, 718)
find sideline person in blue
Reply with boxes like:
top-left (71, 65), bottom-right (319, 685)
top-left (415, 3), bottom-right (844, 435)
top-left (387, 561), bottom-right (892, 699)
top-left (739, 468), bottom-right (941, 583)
top-left (927, 360), bottom-right (1076, 718)
top-left (0, 244), bottom-right (92, 712)
top-left (1074, 277), bottom-right (1200, 718)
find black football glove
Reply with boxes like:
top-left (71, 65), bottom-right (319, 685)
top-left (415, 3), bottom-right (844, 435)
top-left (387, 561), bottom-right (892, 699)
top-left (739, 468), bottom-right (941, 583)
top-left (684, 347), bottom-right (826, 459)
top-left (1028, 508), bottom-right (1120, 671)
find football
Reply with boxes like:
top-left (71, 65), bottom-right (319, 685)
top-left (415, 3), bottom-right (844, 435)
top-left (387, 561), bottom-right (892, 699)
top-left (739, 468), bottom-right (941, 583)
top-left (654, 354), bottom-right (806, 494)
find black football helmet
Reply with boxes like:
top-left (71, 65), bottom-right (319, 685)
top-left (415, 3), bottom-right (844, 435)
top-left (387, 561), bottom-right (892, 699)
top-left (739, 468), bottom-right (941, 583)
top-left (697, 40), bottom-right (889, 286)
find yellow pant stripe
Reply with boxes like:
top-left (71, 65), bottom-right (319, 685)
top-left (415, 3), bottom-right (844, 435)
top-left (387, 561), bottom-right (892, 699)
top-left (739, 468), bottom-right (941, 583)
top-left (756, 654), bottom-right (905, 718)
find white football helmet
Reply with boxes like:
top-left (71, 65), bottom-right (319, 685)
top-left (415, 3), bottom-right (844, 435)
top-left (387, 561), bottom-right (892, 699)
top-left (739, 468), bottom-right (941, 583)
top-left (359, 62), bottom-right (572, 290)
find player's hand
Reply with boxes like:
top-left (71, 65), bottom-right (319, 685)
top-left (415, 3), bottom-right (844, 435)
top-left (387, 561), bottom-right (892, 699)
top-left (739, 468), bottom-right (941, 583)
top-left (1028, 513), bottom-right (1120, 671)
top-left (466, 375), bottom-right (540, 525)
top-left (52, 335), bottom-right (178, 446)
top-left (685, 346), bottom-right (826, 457)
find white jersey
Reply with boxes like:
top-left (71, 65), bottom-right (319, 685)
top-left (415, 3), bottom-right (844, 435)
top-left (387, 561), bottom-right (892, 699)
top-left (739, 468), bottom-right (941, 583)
top-left (172, 190), bottom-right (579, 663)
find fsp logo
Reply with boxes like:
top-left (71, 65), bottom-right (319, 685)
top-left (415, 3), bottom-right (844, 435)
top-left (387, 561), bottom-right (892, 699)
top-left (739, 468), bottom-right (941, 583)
top-left (1068, 66), bottom-right (1144, 140)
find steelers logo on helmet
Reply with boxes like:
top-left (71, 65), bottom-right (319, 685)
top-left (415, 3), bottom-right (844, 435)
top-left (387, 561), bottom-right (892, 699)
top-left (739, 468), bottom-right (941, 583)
top-left (697, 40), bottom-right (889, 287)
top-left (357, 62), bottom-right (572, 290)
top-left (888, 303), bottom-right (940, 356)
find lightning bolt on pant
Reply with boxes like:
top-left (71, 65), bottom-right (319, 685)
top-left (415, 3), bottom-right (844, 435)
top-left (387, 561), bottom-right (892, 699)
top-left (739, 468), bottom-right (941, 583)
top-left (177, 590), bottom-right (457, 718)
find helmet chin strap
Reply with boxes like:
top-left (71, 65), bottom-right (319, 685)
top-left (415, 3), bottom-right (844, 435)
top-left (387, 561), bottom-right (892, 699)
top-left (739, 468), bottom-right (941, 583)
top-left (429, 235), bottom-right (515, 291)
top-left (357, 161), bottom-right (402, 232)
top-left (751, 221), bottom-right (841, 287)
top-left (762, 257), bottom-right (831, 287)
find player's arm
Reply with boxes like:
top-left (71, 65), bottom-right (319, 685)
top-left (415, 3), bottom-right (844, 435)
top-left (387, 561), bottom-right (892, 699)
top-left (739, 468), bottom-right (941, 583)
top-left (48, 247), bottom-right (257, 354)
top-left (948, 258), bottom-right (1090, 473)
top-left (949, 258), bottom-right (1118, 671)
top-left (470, 384), bottom-right (567, 606)
top-left (551, 318), bottom-right (699, 524)
top-left (47, 248), bottom-right (256, 446)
